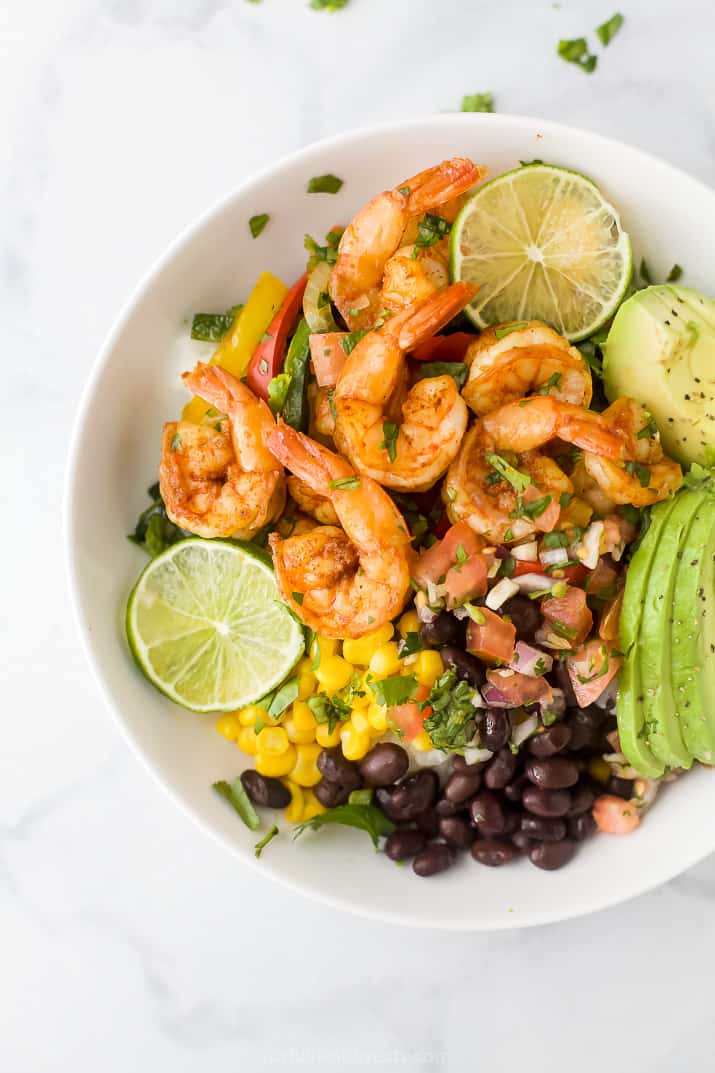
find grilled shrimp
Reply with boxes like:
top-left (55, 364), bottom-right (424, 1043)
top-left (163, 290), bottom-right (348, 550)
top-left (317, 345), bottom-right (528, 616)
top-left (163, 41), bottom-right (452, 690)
top-left (462, 321), bottom-right (592, 415)
top-left (444, 397), bottom-right (623, 542)
top-left (287, 475), bottom-right (339, 525)
top-left (160, 363), bottom-right (285, 539)
top-left (267, 423), bottom-right (412, 638)
top-left (329, 157), bottom-right (485, 329)
top-left (583, 398), bottom-right (683, 506)
top-left (334, 282), bottom-right (478, 492)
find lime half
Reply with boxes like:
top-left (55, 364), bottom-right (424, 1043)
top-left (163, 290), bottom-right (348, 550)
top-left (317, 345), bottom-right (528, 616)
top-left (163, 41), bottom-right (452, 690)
top-left (126, 539), bottom-right (304, 713)
top-left (451, 164), bottom-right (632, 341)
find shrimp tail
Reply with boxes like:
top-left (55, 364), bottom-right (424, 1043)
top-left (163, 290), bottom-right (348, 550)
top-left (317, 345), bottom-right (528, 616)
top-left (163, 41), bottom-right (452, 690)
top-left (404, 158), bottom-right (486, 215)
top-left (182, 362), bottom-right (257, 415)
top-left (268, 421), bottom-right (354, 493)
top-left (395, 281), bottom-right (479, 351)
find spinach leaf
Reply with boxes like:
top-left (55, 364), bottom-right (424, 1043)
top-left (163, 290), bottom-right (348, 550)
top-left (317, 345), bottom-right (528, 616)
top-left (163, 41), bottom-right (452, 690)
top-left (293, 802), bottom-right (395, 847)
top-left (128, 483), bottom-right (187, 557)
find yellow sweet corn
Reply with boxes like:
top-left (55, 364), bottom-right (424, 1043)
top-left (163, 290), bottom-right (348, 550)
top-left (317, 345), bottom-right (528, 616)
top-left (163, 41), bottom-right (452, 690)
top-left (301, 789), bottom-right (327, 821)
top-left (284, 714), bottom-right (316, 745)
top-left (290, 743), bottom-right (323, 787)
top-left (283, 779), bottom-right (304, 823)
top-left (256, 725), bottom-right (290, 755)
top-left (413, 649), bottom-right (444, 689)
top-left (237, 704), bottom-right (268, 727)
top-left (215, 714), bottom-right (239, 742)
top-left (310, 635), bottom-right (339, 665)
top-left (297, 671), bottom-right (317, 700)
top-left (350, 710), bottom-right (371, 735)
top-left (397, 610), bottom-right (420, 637)
top-left (255, 744), bottom-right (297, 777)
top-left (367, 703), bottom-right (388, 735)
top-left (293, 701), bottom-right (318, 732)
top-left (340, 723), bottom-right (371, 761)
top-left (560, 496), bottom-right (593, 529)
top-left (411, 729), bottom-right (433, 752)
top-left (315, 720), bottom-right (343, 747)
top-left (342, 623), bottom-right (394, 666)
top-left (368, 641), bottom-right (402, 678)
top-left (237, 726), bottom-right (258, 756)
top-left (315, 654), bottom-right (354, 694)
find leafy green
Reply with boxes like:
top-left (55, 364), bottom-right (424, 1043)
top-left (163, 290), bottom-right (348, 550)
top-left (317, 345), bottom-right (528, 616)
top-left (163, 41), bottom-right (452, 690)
top-left (190, 304), bottom-right (243, 342)
top-left (266, 372), bottom-right (291, 414)
top-left (293, 802), bottom-right (394, 847)
top-left (557, 37), bottom-right (597, 72)
top-left (510, 494), bottom-right (553, 520)
top-left (413, 213), bottom-right (452, 255)
top-left (254, 824), bottom-right (279, 858)
top-left (310, 0), bottom-right (349, 9)
top-left (666, 264), bottom-right (683, 282)
top-left (369, 674), bottom-right (418, 708)
top-left (281, 319), bottom-right (312, 431)
top-left (494, 322), bottom-right (528, 339)
top-left (414, 361), bottom-right (468, 387)
top-left (398, 631), bottom-right (423, 658)
top-left (307, 693), bottom-right (351, 733)
top-left (577, 326), bottom-right (608, 378)
top-left (128, 483), bottom-right (187, 558)
top-left (421, 670), bottom-right (478, 751)
top-left (213, 778), bottom-right (260, 830)
top-left (329, 475), bottom-right (361, 490)
top-left (485, 452), bottom-right (531, 493)
top-left (340, 328), bottom-right (370, 356)
top-left (304, 227), bottom-right (343, 271)
top-left (595, 13), bottom-right (624, 46)
top-left (307, 173), bottom-right (344, 194)
top-left (379, 420), bottom-right (399, 463)
top-left (542, 531), bottom-right (569, 549)
top-left (625, 461), bottom-right (651, 488)
top-left (348, 788), bottom-right (374, 806)
top-left (257, 676), bottom-right (300, 718)
top-left (461, 92), bottom-right (494, 113)
top-left (639, 258), bottom-right (654, 286)
top-left (249, 213), bottom-right (269, 238)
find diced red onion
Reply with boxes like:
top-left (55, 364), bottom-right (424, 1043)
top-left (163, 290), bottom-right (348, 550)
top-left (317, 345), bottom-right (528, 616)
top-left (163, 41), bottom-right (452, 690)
top-left (508, 641), bottom-right (553, 677)
top-left (417, 602), bottom-right (437, 625)
top-left (481, 683), bottom-right (511, 708)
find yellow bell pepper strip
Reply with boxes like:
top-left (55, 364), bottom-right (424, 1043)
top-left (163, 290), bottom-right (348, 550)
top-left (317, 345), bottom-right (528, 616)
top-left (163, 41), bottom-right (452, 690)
top-left (182, 270), bottom-right (288, 423)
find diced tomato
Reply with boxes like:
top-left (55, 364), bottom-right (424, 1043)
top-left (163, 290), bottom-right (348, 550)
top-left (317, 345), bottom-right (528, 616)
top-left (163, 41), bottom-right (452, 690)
top-left (390, 702), bottom-right (429, 741)
top-left (413, 523), bottom-right (483, 587)
top-left (246, 274), bottom-right (308, 398)
top-left (444, 555), bottom-right (488, 609)
top-left (410, 332), bottom-right (475, 363)
top-left (592, 794), bottom-right (640, 834)
top-left (511, 560), bottom-right (589, 585)
top-left (522, 485), bottom-right (561, 532)
top-left (485, 669), bottom-right (553, 707)
top-left (598, 589), bottom-right (624, 642)
top-left (466, 608), bottom-right (516, 664)
top-left (567, 639), bottom-right (622, 707)
top-left (310, 332), bottom-right (347, 387)
top-left (586, 557), bottom-right (619, 598)
top-left (542, 586), bottom-right (593, 646)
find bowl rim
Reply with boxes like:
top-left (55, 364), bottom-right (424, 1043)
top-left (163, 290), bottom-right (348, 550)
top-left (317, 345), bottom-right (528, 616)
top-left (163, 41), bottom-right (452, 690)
top-left (64, 112), bottom-right (715, 930)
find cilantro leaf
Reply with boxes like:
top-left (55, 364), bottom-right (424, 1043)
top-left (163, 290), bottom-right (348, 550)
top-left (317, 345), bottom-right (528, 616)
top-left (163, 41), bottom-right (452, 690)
top-left (595, 13), bottom-right (624, 47)
top-left (370, 674), bottom-right (418, 708)
top-left (340, 328), bottom-right (370, 356)
top-left (307, 173), bottom-right (344, 194)
top-left (328, 475), bottom-right (361, 490)
top-left (413, 213), bottom-right (452, 256)
top-left (248, 213), bottom-right (270, 238)
top-left (293, 802), bottom-right (395, 847)
top-left (128, 482), bottom-right (187, 558)
top-left (461, 92), bottom-right (494, 113)
top-left (414, 361), bottom-right (468, 387)
top-left (398, 632), bottom-right (423, 658)
top-left (557, 37), bottom-right (597, 73)
top-left (484, 452), bottom-right (531, 493)
top-left (257, 676), bottom-right (300, 718)
top-left (254, 824), bottom-right (279, 858)
top-left (379, 420), bottom-right (399, 463)
top-left (213, 778), bottom-right (260, 830)
top-left (309, 0), bottom-right (349, 9)
top-left (190, 304), bottom-right (243, 342)
top-left (666, 264), bottom-right (683, 282)
top-left (494, 322), bottom-right (528, 340)
top-left (421, 670), bottom-right (478, 750)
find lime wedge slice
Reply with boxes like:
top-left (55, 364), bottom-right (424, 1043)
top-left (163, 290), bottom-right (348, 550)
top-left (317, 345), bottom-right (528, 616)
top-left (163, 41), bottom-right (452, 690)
top-left (451, 164), bottom-right (632, 341)
top-left (126, 539), bottom-right (304, 713)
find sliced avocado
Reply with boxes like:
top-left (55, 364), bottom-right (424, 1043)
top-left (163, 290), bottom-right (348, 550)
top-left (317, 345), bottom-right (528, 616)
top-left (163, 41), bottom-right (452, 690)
top-left (638, 491), bottom-right (702, 770)
top-left (604, 285), bottom-right (715, 466)
top-left (616, 496), bottom-right (680, 777)
top-left (670, 488), bottom-right (715, 763)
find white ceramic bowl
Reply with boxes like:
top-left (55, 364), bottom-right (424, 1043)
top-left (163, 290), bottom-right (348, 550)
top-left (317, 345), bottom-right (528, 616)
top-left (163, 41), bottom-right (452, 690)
top-left (65, 114), bottom-right (715, 930)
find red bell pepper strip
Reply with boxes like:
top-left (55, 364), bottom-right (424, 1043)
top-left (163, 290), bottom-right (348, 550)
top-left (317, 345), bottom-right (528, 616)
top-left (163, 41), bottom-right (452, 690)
top-left (410, 332), bottom-right (475, 363)
top-left (246, 274), bottom-right (308, 398)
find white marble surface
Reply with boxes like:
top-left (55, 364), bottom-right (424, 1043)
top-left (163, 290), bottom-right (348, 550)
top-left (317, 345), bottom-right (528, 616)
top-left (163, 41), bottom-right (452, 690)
top-left (2, 1), bottom-right (715, 1069)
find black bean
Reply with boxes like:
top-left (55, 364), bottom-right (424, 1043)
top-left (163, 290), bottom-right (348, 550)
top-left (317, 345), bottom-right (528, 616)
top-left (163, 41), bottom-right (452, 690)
top-left (413, 843), bottom-right (454, 877)
top-left (504, 773), bottom-right (530, 803)
top-left (520, 815), bottom-right (567, 842)
top-left (377, 770), bottom-right (438, 823)
top-left (511, 830), bottom-right (534, 852)
top-left (359, 742), bottom-right (409, 787)
top-left (313, 777), bottom-right (354, 808)
top-left (525, 756), bottom-right (579, 790)
top-left (415, 808), bottom-right (440, 838)
top-left (608, 775), bottom-right (634, 800)
top-left (566, 709), bottom-right (604, 751)
top-left (419, 611), bottom-right (461, 648)
top-left (566, 783), bottom-right (596, 817)
top-left (501, 595), bottom-right (541, 641)
top-left (385, 828), bottom-right (426, 860)
top-left (482, 709), bottom-right (511, 751)
top-left (440, 646), bottom-right (485, 688)
top-left (568, 812), bottom-right (597, 841)
top-left (436, 796), bottom-right (466, 817)
top-left (471, 839), bottom-right (515, 867)
top-left (240, 770), bottom-right (291, 809)
top-left (522, 786), bottom-right (572, 818)
top-left (317, 747), bottom-right (362, 789)
top-left (443, 768), bottom-right (482, 803)
top-left (438, 815), bottom-right (476, 849)
top-left (484, 748), bottom-right (518, 789)
top-left (469, 790), bottom-right (506, 836)
top-left (549, 661), bottom-right (578, 708)
top-left (528, 839), bottom-right (576, 870)
top-left (451, 755), bottom-right (488, 774)
top-left (527, 724), bottom-right (572, 757)
top-left (501, 809), bottom-right (520, 836)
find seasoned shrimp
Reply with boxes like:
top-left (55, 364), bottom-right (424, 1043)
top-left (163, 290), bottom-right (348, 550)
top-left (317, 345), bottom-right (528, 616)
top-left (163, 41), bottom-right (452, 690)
top-left (308, 383), bottom-right (337, 444)
top-left (267, 423), bottom-right (412, 638)
top-left (329, 157), bottom-right (485, 329)
top-left (160, 363), bottom-right (285, 539)
top-left (583, 398), bottom-right (683, 506)
top-left (334, 282), bottom-right (478, 492)
top-left (287, 475), bottom-right (339, 525)
top-left (462, 321), bottom-right (592, 415)
top-left (444, 397), bottom-right (623, 542)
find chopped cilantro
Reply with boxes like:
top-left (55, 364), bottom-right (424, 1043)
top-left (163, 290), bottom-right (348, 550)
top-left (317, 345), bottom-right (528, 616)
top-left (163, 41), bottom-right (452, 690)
top-left (461, 92), bottom-right (494, 113)
top-left (495, 322), bottom-right (528, 340)
top-left (293, 802), bottom-right (394, 847)
top-left (639, 258), bottom-right (654, 286)
top-left (666, 264), bottom-right (683, 283)
top-left (485, 452), bottom-right (531, 493)
top-left (421, 670), bottom-right (479, 750)
top-left (412, 212), bottom-right (452, 257)
top-left (340, 328), bottom-right (370, 355)
top-left (542, 531), bottom-right (569, 549)
top-left (190, 304), bottom-right (243, 342)
top-left (379, 420), bottom-right (399, 463)
top-left (328, 475), bottom-right (361, 490)
top-left (309, 0), bottom-right (349, 9)
top-left (370, 674), bottom-right (418, 708)
top-left (510, 494), bottom-right (553, 520)
top-left (595, 13), bottom-right (624, 46)
top-left (455, 543), bottom-right (469, 565)
top-left (304, 227), bottom-right (343, 271)
top-left (254, 824), bottom-right (279, 858)
top-left (538, 372), bottom-right (562, 394)
top-left (398, 631), bottom-right (423, 658)
top-left (557, 37), bottom-right (597, 72)
top-left (169, 432), bottom-right (182, 451)
top-left (636, 414), bottom-right (658, 440)
top-left (559, 492), bottom-right (574, 509)
top-left (213, 778), bottom-right (260, 830)
top-left (291, 591), bottom-right (304, 605)
top-left (414, 361), bottom-right (468, 387)
top-left (248, 213), bottom-right (269, 238)
top-left (625, 461), bottom-right (651, 488)
top-left (307, 173), bottom-right (343, 194)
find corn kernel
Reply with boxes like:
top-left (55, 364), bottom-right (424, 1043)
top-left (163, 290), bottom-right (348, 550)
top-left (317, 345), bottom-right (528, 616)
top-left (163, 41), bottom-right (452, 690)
top-left (237, 704), bottom-right (268, 727)
top-left (284, 715), bottom-right (316, 745)
top-left (341, 723), bottom-right (371, 761)
top-left (342, 623), bottom-right (394, 666)
top-left (315, 654), bottom-right (354, 694)
top-left (350, 710), bottom-right (371, 735)
top-left (411, 729), bottom-right (433, 752)
top-left (398, 610), bottom-right (420, 637)
top-left (413, 649), bottom-right (444, 689)
top-left (256, 725), bottom-right (290, 755)
top-left (315, 720), bottom-right (343, 747)
top-left (560, 496), bottom-right (593, 528)
top-left (301, 789), bottom-right (327, 821)
top-left (255, 744), bottom-right (297, 777)
top-left (290, 742), bottom-right (323, 787)
top-left (297, 672), bottom-right (317, 700)
top-left (588, 757), bottom-right (611, 784)
top-left (293, 700), bottom-right (317, 732)
top-left (310, 635), bottom-right (339, 665)
top-left (367, 703), bottom-right (388, 734)
top-left (237, 726), bottom-right (258, 756)
top-left (215, 714), bottom-right (239, 742)
top-left (283, 779), bottom-right (304, 823)
top-left (368, 641), bottom-right (402, 678)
